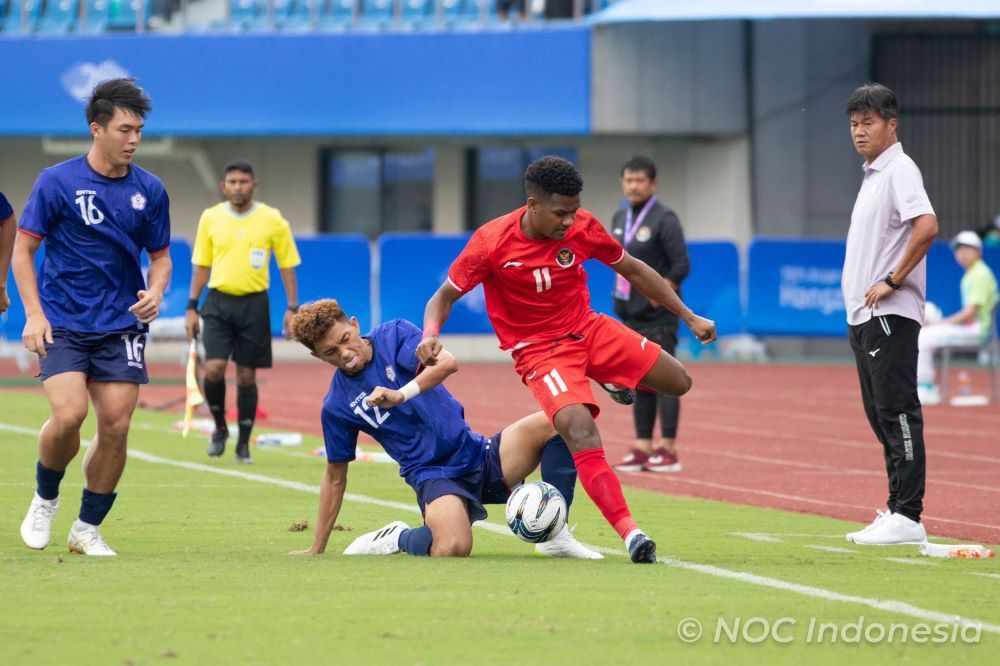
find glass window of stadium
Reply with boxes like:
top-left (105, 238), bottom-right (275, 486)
top-left (467, 146), bottom-right (578, 229)
top-left (321, 148), bottom-right (434, 237)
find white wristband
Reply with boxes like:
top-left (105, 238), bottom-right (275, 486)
top-left (399, 380), bottom-right (421, 403)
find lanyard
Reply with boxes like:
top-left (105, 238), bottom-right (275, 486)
top-left (622, 196), bottom-right (656, 247)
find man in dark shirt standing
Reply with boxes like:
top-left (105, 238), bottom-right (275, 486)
top-left (610, 156), bottom-right (690, 473)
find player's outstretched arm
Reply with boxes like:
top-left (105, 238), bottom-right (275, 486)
top-left (614, 252), bottom-right (717, 343)
top-left (367, 349), bottom-right (459, 409)
top-left (12, 231), bottom-right (53, 356)
top-left (417, 281), bottom-right (464, 366)
top-left (291, 462), bottom-right (349, 556)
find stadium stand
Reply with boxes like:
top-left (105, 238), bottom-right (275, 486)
top-left (317, 0), bottom-right (356, 30)
top-left (0, 0), bottom-right (607, 34)
top-left (36, 0), bottom-right (79, 33)
top-left (80, 0), bottom-right (112, 33)
top-left (107, 0), bottom-right (150, 30)
top-left (0, 0), bottom-right (42, 33)
top-left (400, 0), bottom-right (433, 29)
top-left (228, 0), bottom-right (260, 30)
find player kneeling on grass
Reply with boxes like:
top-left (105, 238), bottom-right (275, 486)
top-left (286, 299), bottom-right (601, 559)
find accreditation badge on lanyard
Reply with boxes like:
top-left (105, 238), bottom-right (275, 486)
top-left (613, 196), bottom-right (657, 300)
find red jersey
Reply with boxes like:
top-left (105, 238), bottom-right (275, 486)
top-left (447, 206), bottom-right (625, 350)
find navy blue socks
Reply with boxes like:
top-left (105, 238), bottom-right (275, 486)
top-left (540, 435), bottom-right (577, 515)
top-left (35, 461), bottom-right (65, 500)
top-left (79, 488), bottom-right (117, 526)
top-left (398, 526), bottom-right (433, 556)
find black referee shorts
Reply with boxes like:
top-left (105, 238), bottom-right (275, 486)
top-left (201, 289), bottom-right (273, 368)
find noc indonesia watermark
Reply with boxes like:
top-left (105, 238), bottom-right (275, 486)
top-left (675, 615), bottom-right (983, 645)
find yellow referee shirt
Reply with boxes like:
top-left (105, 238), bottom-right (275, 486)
top-left (192, 202), bottom-right (302, 296)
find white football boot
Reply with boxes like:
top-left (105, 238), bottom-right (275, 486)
top-left (535, 524), bottom-right (603, 559)
top-left (845, 509), bottom-right (891, 543)
top-left (20, 492), bottom-right (59, 550)
top-left (67, 520), bottom-right (117, 556)
top-left (343, 520), bottom-right (409, 555)
top-left (850, 512), bottom-right (927, 546)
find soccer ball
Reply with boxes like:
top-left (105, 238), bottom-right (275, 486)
top-left (505, 481), bottom-right (567, 543)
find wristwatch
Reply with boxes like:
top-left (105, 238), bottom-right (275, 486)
top-left (884, 272), bottom-right (902, 290)
top-left (287, 305), bottom-right (299, 314)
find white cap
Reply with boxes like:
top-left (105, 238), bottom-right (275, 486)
top-left (951, 230), bottom-right (983, 251)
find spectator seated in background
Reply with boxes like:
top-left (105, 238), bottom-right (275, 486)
top-left (917, 231), bottom-right (999, 405)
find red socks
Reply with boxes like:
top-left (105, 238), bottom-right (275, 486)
top-left (572, 448), bottom-right (638, 541)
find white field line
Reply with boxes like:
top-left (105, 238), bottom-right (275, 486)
top-left (968, 573), bottom-right (1000, 581)
top-left (729, 532), bottom-right (784, 543)
top-left (752, 532), bottom-right (846, 539)
top-left (882, 557), bottom-right (938, 566)
top-left (129, 422), bottom-right (393, 464)
top-left (804, 545), bottom-right (860, 554)
top-left (4, 421), bottom-right (1000, 634)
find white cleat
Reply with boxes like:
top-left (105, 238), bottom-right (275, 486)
top-left (535, 524), bottom-right (604, 559)
top-left (343, 520), bottom-right (409, 556)
top-left (850, 512), bottom-right (927, 546)
top-left (68, 520), bottom-right (117, 556)
top-left (20, 492), bottom-right (59, 550)
top-left (845, 509), bottom-right (891, 543)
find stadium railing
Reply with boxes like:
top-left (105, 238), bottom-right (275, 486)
top-left (0, 0), bottom-right (606, 35)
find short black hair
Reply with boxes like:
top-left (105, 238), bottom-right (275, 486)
top-left (621, 155), bottom-right (657, 180)
top-left (524, 156), bottom-right (583, 200)
top-left (223, 161), bottom-right (255, 179)
top-left (86, 78), bottom-right (152, 127)
top-left (845, 83), bottom-right (898, 120)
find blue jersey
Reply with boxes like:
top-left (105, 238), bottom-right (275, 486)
top-left (0, 191), bottom-right (12, 221)
top-left (321, 319), bottom-right (486, 488)
top-left (19, 156), bottom-right (171, 333)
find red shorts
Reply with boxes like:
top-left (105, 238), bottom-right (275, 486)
top-left (512, 313), bottom-right (662, 422)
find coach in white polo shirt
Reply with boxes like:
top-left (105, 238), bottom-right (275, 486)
top-left (841, 83), bottom-right (938, 547)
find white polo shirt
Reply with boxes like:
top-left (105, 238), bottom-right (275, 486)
top-left (842, 142), bottom-right (936, 326)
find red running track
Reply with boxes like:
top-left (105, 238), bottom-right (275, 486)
top-left (4, 358), bottom-right (998, 544)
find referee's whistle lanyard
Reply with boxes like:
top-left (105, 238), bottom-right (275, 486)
top-left (614, 196), bottom-right (657, 300)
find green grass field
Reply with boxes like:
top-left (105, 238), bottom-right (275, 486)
top-left (1, 390), bottom-right (997, 665)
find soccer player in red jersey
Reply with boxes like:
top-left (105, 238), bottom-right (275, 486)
top-left (417, 156), bottom-right (716, 564)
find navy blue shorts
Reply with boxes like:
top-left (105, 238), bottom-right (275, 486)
top-left (412, 432), bottom-right (510, 524)
top-left (38, 329), bottom-right (149, 384)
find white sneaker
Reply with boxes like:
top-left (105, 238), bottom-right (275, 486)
top-left (535, 524), bottom-right (604, 559)
top-left (67, 520), bottom-right (117, 556)
top-left (918, 384), bottom-right (941, 406)
top-left (343, 520), bottom-right (409, 555)
top-left (845, 509), bottom-right (891, 543)
top-left (850, 512), bottom-right (927, 545)
top-left (20, 492), bottom-right (59, 550)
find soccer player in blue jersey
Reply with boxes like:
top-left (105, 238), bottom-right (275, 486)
top-left (0, 190), bottom-right (15, 314)
top-left (14, 79), bottom-right (172, 557)
top-left (286, 299), bottom-right (601, 559)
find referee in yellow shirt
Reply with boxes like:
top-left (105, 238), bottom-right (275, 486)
top-left (185, 161), bottom-right (301, 464)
